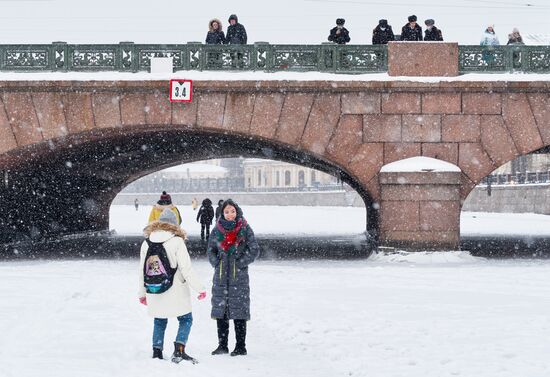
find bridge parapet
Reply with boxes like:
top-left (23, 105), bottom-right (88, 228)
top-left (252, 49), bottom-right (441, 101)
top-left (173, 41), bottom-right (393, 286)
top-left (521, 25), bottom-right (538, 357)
top-left (0, 42), bottom-right (548, 74)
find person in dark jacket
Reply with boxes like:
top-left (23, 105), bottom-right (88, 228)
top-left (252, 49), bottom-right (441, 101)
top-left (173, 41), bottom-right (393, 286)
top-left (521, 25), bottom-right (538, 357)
top-left (424, 19), bottom-right (443, 41)
top-left (208, 199), bottom-right (260, 357)
top-left (328, 18), bottom-right (351, 44)
top-left (206, 18), bottom-right (225, 44)
top-left (225, 14), bottom-right (247, 45)
top-left (372, 19), bottom-right (395, 44)
top-left (196, 198), bottom-right (215, 241)
top-left (507, 28), bottom-right (524, 45)
top-left (215, 199), bottom-right (224, 220)
top-left (400, 15), bottom-right (423, 41)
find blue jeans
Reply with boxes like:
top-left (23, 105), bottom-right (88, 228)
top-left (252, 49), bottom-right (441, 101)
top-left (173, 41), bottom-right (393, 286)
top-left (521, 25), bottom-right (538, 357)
top-left (152, 313), bottom-right (193, 350)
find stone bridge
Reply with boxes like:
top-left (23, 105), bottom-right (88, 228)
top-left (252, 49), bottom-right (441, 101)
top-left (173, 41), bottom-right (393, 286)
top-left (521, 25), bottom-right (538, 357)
top-left (0, 79), bottom-right (549, 249)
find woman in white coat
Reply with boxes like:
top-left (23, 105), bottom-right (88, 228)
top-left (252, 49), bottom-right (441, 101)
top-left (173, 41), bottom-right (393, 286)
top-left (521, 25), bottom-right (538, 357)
top-left (138, 208), bottom-right (206, 363)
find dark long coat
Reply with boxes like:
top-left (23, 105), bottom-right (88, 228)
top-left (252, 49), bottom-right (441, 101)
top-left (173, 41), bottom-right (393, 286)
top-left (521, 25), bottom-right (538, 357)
top-left (328, 26), bottom-right (350, 44)
top-left (400, 23), bottom-right (423, 41)
top-left (372, 25), bottom-right (395, 44)
top-left (207, 219), bottom-right (260, 320)
top-left (206, 19), bottom-right (226, 44)
top-left (197, 202), bottom-right (215, 225)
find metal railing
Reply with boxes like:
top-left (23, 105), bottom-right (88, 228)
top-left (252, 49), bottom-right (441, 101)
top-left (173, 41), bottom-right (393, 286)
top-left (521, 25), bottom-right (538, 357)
top-left (481, 171), bottom-right (550, 185)
top-left (0, 42), bottom-right (548, 74)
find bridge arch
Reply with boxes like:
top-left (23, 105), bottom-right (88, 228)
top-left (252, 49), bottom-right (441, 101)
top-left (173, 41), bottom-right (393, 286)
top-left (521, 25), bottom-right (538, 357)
top-left (0, 126), bottom-right (377, 243)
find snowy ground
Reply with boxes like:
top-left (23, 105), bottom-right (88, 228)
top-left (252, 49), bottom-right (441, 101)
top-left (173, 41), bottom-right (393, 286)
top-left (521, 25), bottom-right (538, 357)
top-left (110, 205), bottom-right (550, 237)
top-left (2, 256), bottom-right (550, 377)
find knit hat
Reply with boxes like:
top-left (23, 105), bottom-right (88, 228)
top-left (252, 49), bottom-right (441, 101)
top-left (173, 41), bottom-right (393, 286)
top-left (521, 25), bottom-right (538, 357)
top-left (228, 14), bottom-right (238, 22)
top-left (379, 19), bottom-right (388, 27)
top-left (336, 18), bottom-right (345, 25)
top-left (408, 15), bottom-right (417, 22)
top-left (425, 19), bottom-right (434, 26)
top-left (159, 208), bottom-right (178, 226)
top-left (157, 191), bottom-right (172, 205)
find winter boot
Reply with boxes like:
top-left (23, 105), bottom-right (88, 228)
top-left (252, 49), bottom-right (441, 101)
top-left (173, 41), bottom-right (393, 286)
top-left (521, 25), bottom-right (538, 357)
top-left (231, 319), bottom-right (247, 356)
top-left (212, 318), bottom-right (229, 355)
top-left (211, 344), bottom-right (229, 355)
top-left (171, 342), bottom-right (198, 364)
top-left (152, 347), bottom-right (163, 360)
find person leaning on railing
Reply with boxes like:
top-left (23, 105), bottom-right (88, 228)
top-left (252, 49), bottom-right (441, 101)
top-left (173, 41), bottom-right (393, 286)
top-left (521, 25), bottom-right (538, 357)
top-left (328, 18), bottom-right (351, 45)
top-left (225, 14), bottom-right (247, 45)
top-left (400, 15), bottom-right (423, 41)
top-left (206, 18), bottom-right (226, 44)
top-left (372, 19), bottom-right (395, 44)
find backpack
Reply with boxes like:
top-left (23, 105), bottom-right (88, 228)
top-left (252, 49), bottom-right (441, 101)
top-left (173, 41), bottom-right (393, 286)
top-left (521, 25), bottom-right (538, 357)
top-left (143, 238), bottom-right (178, 294)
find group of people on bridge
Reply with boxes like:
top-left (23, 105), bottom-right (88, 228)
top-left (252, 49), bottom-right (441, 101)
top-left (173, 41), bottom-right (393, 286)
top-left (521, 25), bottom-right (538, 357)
top-left (203, 13), bottom-right (525, 47)
top-left (138, 191), bottom-right (259, 364)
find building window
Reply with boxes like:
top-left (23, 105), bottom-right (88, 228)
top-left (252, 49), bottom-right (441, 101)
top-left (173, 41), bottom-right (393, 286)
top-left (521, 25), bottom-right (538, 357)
top-left (285, 171), bottom-right (291, 186)
top-left (298, 171), bottom-right (305, 186)
top-left (311, 170), bottom-right (316, 183)
top-left (276, 171), bottom-right (280, 186)
top-left (257, 170), bottom-right (262, 186)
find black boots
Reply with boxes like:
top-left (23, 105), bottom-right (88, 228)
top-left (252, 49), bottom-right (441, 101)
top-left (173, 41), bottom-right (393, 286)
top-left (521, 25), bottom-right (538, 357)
top-left (231, 319), bottom-right (247, 357)
top-left (171, 342), bottom-right (198, 364)
top-left (211, 344), bottom-right (229, 355)
top-left (152, 347), bottom-right (163, 359)
top-left (212, 318), bottom-right (247, 356)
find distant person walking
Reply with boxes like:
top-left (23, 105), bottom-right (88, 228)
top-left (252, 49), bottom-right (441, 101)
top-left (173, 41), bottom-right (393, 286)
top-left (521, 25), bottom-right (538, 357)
top-left (196, 198), bottom-right (215, 241)
top-left (208, 199), bottom-right (260, 357)
top-left (138, 208), bottom-right (207, 363)
top-left (424, 19), bottom-right (443, 41)
top-left (400, 15), bottom-right (423, 41)
top-left (215, 199), bottom-right (224, 220)
top-left (191, 197), bottom-right (198, 211)
top-left (148, 191), bottom-right (182, 226)
top-left (134, 198), bottom-right (139, 211)
top-left (507, 28), bottom-right (524, 45)
top-left (206, 18), bottom-right (226, 44)
top-left (328, 18), bottom-right (350, 44)
top-left (372, 19), bottom-right (395, 44)
top-left (480, 25), bottom-right (500, 46)
top-left (225, 14), bottom-right (247, 44)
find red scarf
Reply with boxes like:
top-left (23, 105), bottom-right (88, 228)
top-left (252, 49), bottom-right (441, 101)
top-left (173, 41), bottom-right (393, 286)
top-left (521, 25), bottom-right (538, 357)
top-left (218, 218), bottom-right (246, 253)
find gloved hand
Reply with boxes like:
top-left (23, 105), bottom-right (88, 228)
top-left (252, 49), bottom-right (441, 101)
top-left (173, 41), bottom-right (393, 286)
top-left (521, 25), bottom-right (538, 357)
top-left (197, 292), bottom-right (207, 300)
top-left (139, 296), bottom-right (147, 305)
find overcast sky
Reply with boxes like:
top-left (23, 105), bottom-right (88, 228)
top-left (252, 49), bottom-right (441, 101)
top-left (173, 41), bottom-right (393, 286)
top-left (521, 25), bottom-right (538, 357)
top-left (0, 0), bottom-right (548, 44)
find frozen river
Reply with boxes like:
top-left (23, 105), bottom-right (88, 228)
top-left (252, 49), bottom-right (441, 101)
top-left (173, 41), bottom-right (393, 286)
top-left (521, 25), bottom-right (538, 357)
top-left (110, 205), bottom-right (550, 237)
top-left (2, 255), bottom-right (550, 377)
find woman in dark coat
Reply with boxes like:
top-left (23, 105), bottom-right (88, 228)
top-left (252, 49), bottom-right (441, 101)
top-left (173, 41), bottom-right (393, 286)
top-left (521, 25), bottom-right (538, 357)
top-left (208, 199), bottom-right (259, 357)
top-left (215, 199), bottom-right (224, 220)
top-left (206, 19), bottom-right (225, 44)
top-left (196, 198), bottom-right (215, 241)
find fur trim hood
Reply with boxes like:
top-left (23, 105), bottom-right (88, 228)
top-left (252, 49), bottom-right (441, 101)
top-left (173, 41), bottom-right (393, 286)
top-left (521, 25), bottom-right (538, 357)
top-left (144, 221), bottom-right (187, 240)
top-left (209, 18), bottom-right (223, 32)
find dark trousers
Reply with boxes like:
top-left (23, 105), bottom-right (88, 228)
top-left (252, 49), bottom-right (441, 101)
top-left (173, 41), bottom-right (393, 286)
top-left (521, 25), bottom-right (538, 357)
top-left (217, 318), bottom-right (247, 348)
top-left (200, 224), bottom-right (210, 241)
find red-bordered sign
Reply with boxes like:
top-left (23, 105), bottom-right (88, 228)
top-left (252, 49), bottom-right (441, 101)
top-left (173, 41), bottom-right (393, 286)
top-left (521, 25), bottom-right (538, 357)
top-left (169, 79), bottom-right (193, 103)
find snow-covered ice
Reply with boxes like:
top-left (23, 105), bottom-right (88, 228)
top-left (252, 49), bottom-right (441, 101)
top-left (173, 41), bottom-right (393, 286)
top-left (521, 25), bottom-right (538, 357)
top-left (380, 156), bottom-right (461, 173)
top-left (2, 257), bottom-right (550, 377)
top-left (109, 205), bottom-right (550, 237)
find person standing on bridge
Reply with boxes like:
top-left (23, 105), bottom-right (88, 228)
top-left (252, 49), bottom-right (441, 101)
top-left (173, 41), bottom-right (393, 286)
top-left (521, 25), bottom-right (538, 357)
top-left (196, 198), bottom-right (215, 241)
top-left (372, 19), bottom-right (395, 45)
top-left (400, 15), bottom-right (423, 41)
top-left (208, 199), bottom-right (259, 357)
top-left (328, 18), bottom-right (351, 44)
top-left (225, 14), bottom-right (247, 45)
top-left (148, 191), bottom-right (182, 226)
top-left (424, 19), bottom-right (443, 41)
top-left (138, 208), bottom-right (207, 363)
top-left (206, 18), bottom-right (226, 44)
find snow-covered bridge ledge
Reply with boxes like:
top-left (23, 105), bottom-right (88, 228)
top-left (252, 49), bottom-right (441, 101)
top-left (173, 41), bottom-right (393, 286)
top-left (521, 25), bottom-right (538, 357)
top-left (0, 78), bottom-right (549, 250)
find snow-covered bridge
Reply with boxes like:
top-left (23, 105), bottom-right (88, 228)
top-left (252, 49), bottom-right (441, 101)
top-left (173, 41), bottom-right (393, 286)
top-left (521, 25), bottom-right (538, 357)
top-left (0, 77), bottom-right (548, 249)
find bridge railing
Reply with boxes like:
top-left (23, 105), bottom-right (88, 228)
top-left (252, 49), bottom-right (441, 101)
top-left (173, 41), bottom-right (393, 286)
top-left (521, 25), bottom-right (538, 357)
top-left (0, 42), bottom-right (548, 74)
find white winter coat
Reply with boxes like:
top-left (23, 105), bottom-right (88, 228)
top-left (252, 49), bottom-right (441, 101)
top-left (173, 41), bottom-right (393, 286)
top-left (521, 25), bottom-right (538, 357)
top-left (480, 30), bottom-right (500, 46)
top-left (138, 222), bottom-right (205, 318)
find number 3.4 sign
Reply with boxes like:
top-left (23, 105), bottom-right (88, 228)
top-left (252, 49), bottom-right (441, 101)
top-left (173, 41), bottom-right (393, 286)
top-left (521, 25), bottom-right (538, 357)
top-left (170, 79), bottom-right (193, 102)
